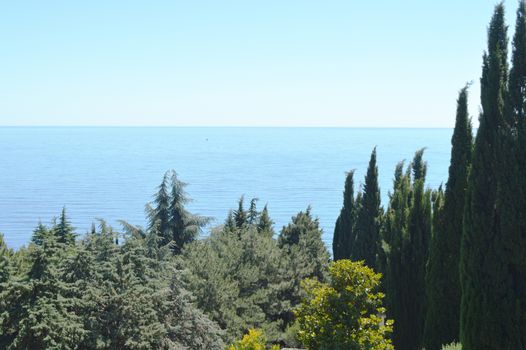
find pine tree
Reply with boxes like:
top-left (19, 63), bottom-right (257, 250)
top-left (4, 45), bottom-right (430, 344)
top-left (148, 171), bottom-right (171, 246)
top-left (257, 205), bottom-right (274, 236)
top-left (352, 147), bottom-right (382, 270)
top-left (332, 170), bottom-right (358, 260)
top-left (149, 170), bottom-right (208, 253)
top-left (424, 86), bottom-right (472, 350)
top-left (460, 4), bottom-right (511, 349)
top-left (247, 198), bottom-right (259, 225)
top-left (0, 234), bottom-right (11, 285)
top-left (234, 196), bottom-right (247, 229)
top-left (1, 227), bottom-right (85, 349)
top-left (54, 207), bottom-right (75, 245)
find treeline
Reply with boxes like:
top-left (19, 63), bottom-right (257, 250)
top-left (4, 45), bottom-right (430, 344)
top-left (331, 3), bottom-right (526, 350)
top-left (1, 3), bottom-right (526, 350)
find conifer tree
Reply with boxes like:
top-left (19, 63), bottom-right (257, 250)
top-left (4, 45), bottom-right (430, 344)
top-left (383, 150), bottom-right (432, 350)
top-left (424, 87), bottom-right (472, 350)
top-left (149, 171), bottom-right (171, 245)
top-left (149, 170), bottom-right (208, 253)
top-left (0, 234), bottom-right (11, 285)
top-left (460, 5), bottom-right (511, 349)
top-left (247, 198), bottom-right (259, 225)
top-left (332, 170), bottom-right (358, 260)
top-left (497, 2), bottom-right (526, 348)
top-left (257, 205), bottom-right (274, 236)
top-left (352, 147), bottom-right (382, 270)
top-left (54, 206), bottom-right (75, 245)
top-left (234, 196), bottom-right (247, 229)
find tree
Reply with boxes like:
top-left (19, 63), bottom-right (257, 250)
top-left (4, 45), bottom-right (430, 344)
top-left (0, 234), bottom-right (11, 285)
top-left (352, 147), bottom-right (382, 270)
top-left (257, 205), bottom-right (274, 236)
top-left (148, 170), bottom-right (209, 253)
top-left (460, 4), bottom-right (513, 349)
top-left (0, 226), bottom-right (85, 349)
top-left (182, 220), bottom-right (291, 344)
top-left (54, 207), bottom-right (75, 245)
top-left (424, 86), bottom-right (472, 350)
top-left (234, 196), bottom-right (248, 229)
top-left (382, 150), bottom-right (432, 350)
top-left (295, 260), bottom-right (393, 350)
top-left (332, 170), bottom-right (359, 260)
top-left (278, 208), bottom-right (330, 327)
top-left (228, 329), bottom-right (280, 350)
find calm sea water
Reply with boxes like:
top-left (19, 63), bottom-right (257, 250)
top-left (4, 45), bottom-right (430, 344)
top-left (0, 127), bottom-right (452, 249)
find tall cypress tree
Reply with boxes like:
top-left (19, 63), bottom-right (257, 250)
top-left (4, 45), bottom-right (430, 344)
top-left (424, 86), bottom-right (472, 350)
top-left (460, 4), bottom-right (510, 349)
top-left (497, 1), bottom-right (526, 348)
top-left (352, 147), bottom-right (381, 270)
top-left (383, 150), bottom-right (431, 350)
top-left (332, 170), bottom-right (358, 260)
top-left (406, 149), bottom-right (432, 350)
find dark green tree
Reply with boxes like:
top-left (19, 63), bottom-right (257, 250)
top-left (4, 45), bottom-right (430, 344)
top-left (352, 147), bottom-right (382, 270)
top-left (148, 170), bottom-right (208, 253)
top-left (383, 150), bottom-right (432, 350)
top-left (332, 170), bottom-right (358, 260)
top-left (54, 207), bottom-right (75, 245)
top-left (234, 196), bottom-right (248, 229)
top-left (0, 226), bottom-right (85, 349)
top-left (460, 4), bottom-right (512, 349)
top-left (424, 86), bottom-right (472, 350)
top-left (257, 204), bottom-right (274, 236)
top-left (148, 171), bottom-right (171, 245)
top-left (0, 234), bottom-right (11, 285)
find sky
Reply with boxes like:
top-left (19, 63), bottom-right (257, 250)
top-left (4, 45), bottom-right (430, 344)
top-left (0, 1), bottom-right (518, 127)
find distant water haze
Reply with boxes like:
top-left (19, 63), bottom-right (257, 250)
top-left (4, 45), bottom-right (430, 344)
top-left (0, 127), bottom-right (452, 249)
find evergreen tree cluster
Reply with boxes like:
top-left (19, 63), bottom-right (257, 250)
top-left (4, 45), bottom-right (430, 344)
top-left (0, 209), bottom-right (225, 350)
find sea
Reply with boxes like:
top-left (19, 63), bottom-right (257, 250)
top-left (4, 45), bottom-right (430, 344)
top-left (0, 127), bottom-right (452, 249)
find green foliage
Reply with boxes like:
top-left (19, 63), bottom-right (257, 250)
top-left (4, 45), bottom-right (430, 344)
top-left (382, 150), bottom-right (432, 350)
top-left (181, 217), bottom-right (291, 343)
top-left (441, 343), bottom-right (462, 350)
top-left (459, 4), bottom-right (526, 350)
top-left (424, 86), bottom-right (472, 350)
top-left (54, 207), bottom-right (76, 245)
top-left (228, 329), bottom-right (280, 350)
top-left (295, 260), bottom-right (393, 350)
top-left (0, 210), bottom-right (225, 350)
top-left (278, 208), bottom-right (330, 309)
top-left (0, 234), bottom-right (11, 285)
top-left (332, 170), bottom-right (358, 260)
top-left (352, 147), bottom-right (382, 270)
top-left (148, 170), bottom-right (209, 254)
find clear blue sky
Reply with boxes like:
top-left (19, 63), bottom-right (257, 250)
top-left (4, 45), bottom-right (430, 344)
top-left (0, 1), bottom-right (517, 127)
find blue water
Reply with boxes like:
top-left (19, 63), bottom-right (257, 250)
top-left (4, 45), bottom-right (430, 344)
top-left (0, 127), bottom-right (452, 249)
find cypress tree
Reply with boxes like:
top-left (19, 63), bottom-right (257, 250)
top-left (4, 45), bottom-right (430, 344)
top-left (460, 4), bottom-right (510, 349)
top-left (424, 86), bottom-right (472, 350)
top-left (332, 170), bottom-right (358, 260)
top-left (383, 150), bottom-right (432, 350)
top-left (352, 147), bottom-right (382, 270)
top-left (406, 149), bottom-right (432, 350)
